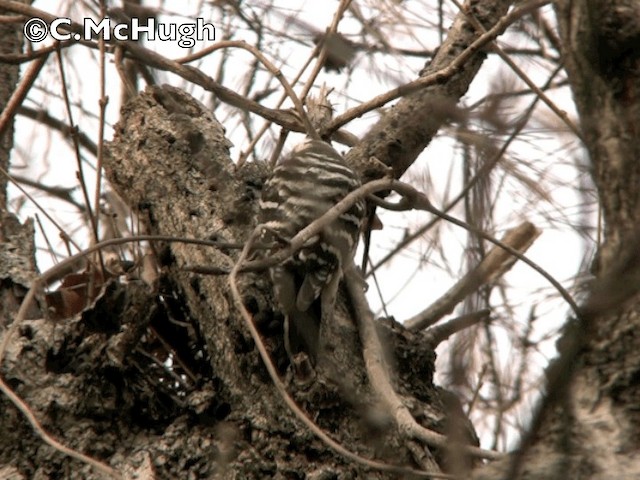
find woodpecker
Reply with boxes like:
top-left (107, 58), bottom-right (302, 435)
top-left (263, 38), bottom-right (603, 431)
top-left (259, 138), bottom-right (365, 360)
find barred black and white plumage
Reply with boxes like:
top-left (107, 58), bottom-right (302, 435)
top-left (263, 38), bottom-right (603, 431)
top-left (259, 138), bottom-right (365, 359)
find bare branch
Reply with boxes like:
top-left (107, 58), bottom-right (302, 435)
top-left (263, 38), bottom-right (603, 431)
top-left (424, 309), bottom-right (492, 346)
top-left (175, 40), bottom-right (318, 138)
top-left (343, 0), bottom-right (535, 180)
top-left (344, 260), bottom-right (503, 461)
top-left (406, 222), bottom-right (541, 331)
top-left (449, 0), bottom-right (581, 138)
top-left (0, 1), bottom-right (308, 133)
top-left (0, 53), bottom-right (47, 139)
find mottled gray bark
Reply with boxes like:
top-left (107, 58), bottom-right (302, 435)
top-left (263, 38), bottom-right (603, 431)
top-left (0, 3), bottom-right (22, 207)
top-left (102, 85), bottom-right (455, 478)
top-left (475, 2), bottom-right (640, 479)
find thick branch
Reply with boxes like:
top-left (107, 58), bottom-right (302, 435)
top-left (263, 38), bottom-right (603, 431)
top-left (345, 0), bottom-right (514, 180)
top-left (555, 0), bottom-right (640, 273)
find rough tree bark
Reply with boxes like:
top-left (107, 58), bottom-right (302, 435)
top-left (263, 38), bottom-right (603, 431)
top-left (0, 5), bottom-right (40, 480)
top-left (101, 84), bottom-right (468, 478)
top-left (474, 1), bottom-right (640, 479)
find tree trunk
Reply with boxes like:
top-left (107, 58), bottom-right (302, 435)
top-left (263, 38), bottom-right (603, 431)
top-left (101, 85), bottom-right (457, 478)
top-left (475, 2), bottom-right (640, 478)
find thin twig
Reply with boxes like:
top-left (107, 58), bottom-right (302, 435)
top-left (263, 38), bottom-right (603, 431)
top-left (17, 105), bottom-right (99, 156)
top-left (0, 40), bottom-right (74, 63)
top-left (113, 46), bottom-right (137, 102)
top-left (0, 165), bottom-right (83, 252)
top-left (298, 0), bottom-right (352, 101)
top-left (55, 49), bottom-right (104, 275)
top-left (175, 40), bottom-right (318, 139)
top-left (94, 0), bottom-right (109, 264)
top-left (448, 0), bottom-right (581, 138)
top-left (267, 129), bottom-right (288, 168)
top-left (10, 174), bottom-right (84, 211)
top-left (35, 213), bottom-right (61, 266)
